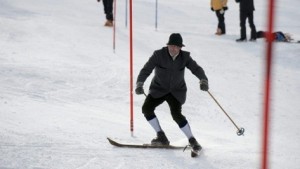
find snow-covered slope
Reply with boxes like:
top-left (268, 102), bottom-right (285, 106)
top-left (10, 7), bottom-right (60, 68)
top-left (0, 0), bottom-right (299, 168)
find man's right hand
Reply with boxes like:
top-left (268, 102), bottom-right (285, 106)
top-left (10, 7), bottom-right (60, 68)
top-left (135, 82), bottom-right (144, 95)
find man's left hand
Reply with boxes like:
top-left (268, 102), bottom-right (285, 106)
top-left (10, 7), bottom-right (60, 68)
top-left (200, 79), bottom-right (209, 91)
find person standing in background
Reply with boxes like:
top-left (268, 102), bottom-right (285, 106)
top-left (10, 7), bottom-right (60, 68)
top-left (235, 0), bottom-right (257, 41)
top-left (97, 0), bottom-right (114, 27)
top-left (211, 0), bottom-right (228, 35)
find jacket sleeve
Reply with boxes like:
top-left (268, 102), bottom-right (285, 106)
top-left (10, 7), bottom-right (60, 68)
top-left (186, 55), bottom-right (208, 81)
top-left (136, 51), bottom-right (157, 83)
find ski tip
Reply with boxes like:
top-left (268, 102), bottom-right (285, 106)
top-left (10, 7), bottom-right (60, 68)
top-left (107, 137), bottom-right (116, 144)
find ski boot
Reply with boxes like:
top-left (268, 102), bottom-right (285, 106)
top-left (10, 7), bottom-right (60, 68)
top-left (189, 137), bottom-right (202, 157)
top-left (236, 38), bottom-right (247, 42)
top-left (151, 131), bottom-right (170, 145)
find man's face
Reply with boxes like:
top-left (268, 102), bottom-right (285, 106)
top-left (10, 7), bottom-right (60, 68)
top-left (167, 45), bottom-right (181, 57)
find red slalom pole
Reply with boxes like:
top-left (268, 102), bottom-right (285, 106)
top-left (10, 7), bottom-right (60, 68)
top-left (262, 0), bottom-right (276, 168)
top-left (129, 0), bottom-right (134, 136)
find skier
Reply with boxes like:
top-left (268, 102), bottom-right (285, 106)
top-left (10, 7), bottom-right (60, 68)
top-left (256, 31), bottom-right (293, 42)
top-left (235, 0), bottom-right (257, 41)
top-left (135, 33), bottom-right (209, 155)
top-left (97, 0), bottom-right (114, 27)
top-left (211, 0), bottom-right (228, 35)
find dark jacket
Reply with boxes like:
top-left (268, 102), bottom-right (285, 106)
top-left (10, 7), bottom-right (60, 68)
top-left (236, 0), bottom-right (255, 12)
top-left (137, 47), bottom-right (207, 104)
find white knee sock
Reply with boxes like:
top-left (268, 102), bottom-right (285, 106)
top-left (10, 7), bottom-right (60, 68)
top-left (180, 123), bottom-right (194, 139)
top-left (148, 117), bottom-right (162, 133)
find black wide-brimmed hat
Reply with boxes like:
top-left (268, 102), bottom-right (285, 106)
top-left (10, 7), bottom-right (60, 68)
top-left (166, 33), bottom-right (185, 47)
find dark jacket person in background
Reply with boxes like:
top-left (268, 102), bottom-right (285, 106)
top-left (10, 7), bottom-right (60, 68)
top-left (135, 33), bottom-right (209, 153)
top-left (236, 0), bottom-right (257, 42)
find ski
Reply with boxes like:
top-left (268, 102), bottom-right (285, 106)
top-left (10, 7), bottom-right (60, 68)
top-left (107, 137), bottom-right (186, 149)
top-left (288, 40), bottom-right (300, 43)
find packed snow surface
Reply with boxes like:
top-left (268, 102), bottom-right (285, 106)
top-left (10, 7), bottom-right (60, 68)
top-left (0, 0), bottom-right (299, 168)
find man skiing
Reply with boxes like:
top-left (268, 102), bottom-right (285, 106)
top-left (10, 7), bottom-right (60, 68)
top-left (135, 33), bottom-right (209, 156)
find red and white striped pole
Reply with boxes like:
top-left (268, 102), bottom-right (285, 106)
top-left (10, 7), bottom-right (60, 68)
top-left (129, 0), bottom-right (134, 136)
top-left (261, 0), bottom-right (276, 168)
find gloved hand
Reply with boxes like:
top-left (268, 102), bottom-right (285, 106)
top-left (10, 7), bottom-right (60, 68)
top-left (97, 0), bottom-right (101, 2)
top-left (200, 79), bottom-right (209, 91)
top-left (211, 7), bottom-right (214, 11)
top-left (223, 6), bottom-right (228, 10)
top-left (135, 82), bottom-right (144, 95)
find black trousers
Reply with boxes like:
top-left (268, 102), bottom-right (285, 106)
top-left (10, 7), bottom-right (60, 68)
top-left (216, 10), bottom-right (226, 34)
top-left (102, 0), bottom-right (113, 21)
top-left (142, 93), bottom-right (188, 128)
top-left (239, 11), bottom-right (256, 39)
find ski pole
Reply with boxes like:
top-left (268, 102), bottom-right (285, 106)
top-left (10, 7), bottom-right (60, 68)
top-left (155, 0), bottom-right (158, 30)
top-left (207, 91), bottom-right (245, 136)
top-left (113, 0), bottom-right (117, 53)
top-left (125, 0), bottom-right (128, 27)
